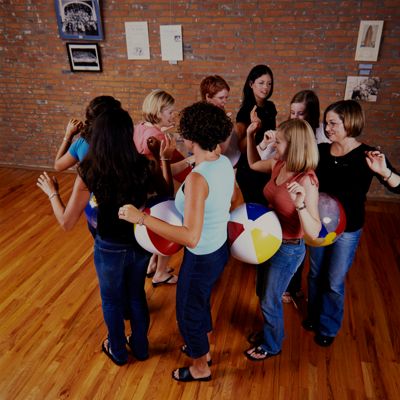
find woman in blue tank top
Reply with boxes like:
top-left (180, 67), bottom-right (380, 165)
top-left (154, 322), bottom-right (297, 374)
top-left (120, 102), bottom-right (235, 383)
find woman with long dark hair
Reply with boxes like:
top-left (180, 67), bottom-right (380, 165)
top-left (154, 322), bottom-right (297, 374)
top-left (37, 106), bottom-right (173, 365)
top-left (235, 64), bottom-right (277, 204)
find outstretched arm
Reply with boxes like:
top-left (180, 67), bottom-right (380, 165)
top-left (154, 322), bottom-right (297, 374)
top-left (54, 119), bottom-right (83, 171)
top-left (37, 172), bottom-right (90, 231)
top-left (119, 172), bottom-right (207, 249)
top-left (365, 150), bottom-right (400, 189)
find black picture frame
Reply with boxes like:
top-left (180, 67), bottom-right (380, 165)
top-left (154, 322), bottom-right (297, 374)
top-left (55, 0), bottom-right (104, 41)
top-left (66, 43), bottom-right (102, 72)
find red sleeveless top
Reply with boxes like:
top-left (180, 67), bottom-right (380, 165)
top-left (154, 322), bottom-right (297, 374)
top-left (263, 160), bottom-right (318, 239)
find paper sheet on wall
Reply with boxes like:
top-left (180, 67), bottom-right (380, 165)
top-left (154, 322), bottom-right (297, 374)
top-left (160, 25), bottom-right (183, 61)
top-left (125, 21), bottom-right (150, 60)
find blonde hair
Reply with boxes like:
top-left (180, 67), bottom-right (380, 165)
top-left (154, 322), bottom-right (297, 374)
top-left (278, 119), bottom-right (319, 172)
top-left (142, 89), bottom-right (175, 124)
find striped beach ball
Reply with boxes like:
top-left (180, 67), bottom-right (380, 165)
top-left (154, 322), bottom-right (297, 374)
top-left (134, 197), bottom-right (183, 256)
top-left (228, 203), bottom-right (282, 264)
top-left (305, 193), bottom-right (346, 247)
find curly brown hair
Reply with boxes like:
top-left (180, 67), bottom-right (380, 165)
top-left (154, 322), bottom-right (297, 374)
top-left (179, 102), bottom-right (232, 151)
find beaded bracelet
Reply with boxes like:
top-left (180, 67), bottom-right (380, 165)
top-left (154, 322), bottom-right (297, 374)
top-left (296, 203), bottom-right (306, 211)
top-left (137, 213), bottom-right (146, 226)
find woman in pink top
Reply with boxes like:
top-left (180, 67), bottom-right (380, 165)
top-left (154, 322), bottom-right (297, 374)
top-left (244, 118), bottom-right (321, 361)
top-left (134, 89), bottom-right (178, 286)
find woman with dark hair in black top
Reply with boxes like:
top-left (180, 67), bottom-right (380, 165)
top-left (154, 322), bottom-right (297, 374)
top-left (37, 107), bottom-right (173, 366)
top-left (235, 64), bottom-right (277, 204)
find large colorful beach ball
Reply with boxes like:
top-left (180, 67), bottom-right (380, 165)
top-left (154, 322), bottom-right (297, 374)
top-left (305, 192), bottom-right (346, 247)
top-left (134, 197), bottom-right (183, 256)
top-left (84, 193), bottom-right (98, 230)
top-left (228, 203), bottom-right (282, 264)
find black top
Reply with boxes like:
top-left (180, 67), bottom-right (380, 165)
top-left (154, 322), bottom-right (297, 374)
top-left (317, 143), bottom-right (400, 232)
top-left (235, 101), bottom-right (277, 205)
top-left (236, 101), bottom-right (277, 144)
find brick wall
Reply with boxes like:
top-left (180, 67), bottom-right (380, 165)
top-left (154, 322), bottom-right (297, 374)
top-left (0, 0), bottom-right (399, 199)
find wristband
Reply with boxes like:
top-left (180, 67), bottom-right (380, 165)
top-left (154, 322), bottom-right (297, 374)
top-left (296, 203), bottom-right (306, 211)
top-left (63, 137), bottom-right (71, 143)
top-left (49, 192), bottom-right (59, 200)
top-left (160, 158), bottom-right (171, 161)
top-left (383, 170), bottom-right (392, 181)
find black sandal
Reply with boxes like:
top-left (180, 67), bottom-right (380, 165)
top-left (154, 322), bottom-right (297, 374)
top-left (244, 345), bottom-right (281, 362)
top-left (102, 339), bottom-right (127, 366)
top-left (172, 367), bottom-right (211, 382)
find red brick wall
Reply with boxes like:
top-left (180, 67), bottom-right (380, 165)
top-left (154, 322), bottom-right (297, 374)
top-left (0, 0), bottom-right (399, 198)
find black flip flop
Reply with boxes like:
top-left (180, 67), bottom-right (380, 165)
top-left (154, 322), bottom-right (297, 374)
top-left (146, 267), bottom-right (174, 278)
top-left (244, 345), bottom-right (281, 362)
top-left (172, 367), bottom-right (211, 382)
top-left (101, 339), bottom-right (127, 366)
top-left (152, 274), bottom-right (177, 287)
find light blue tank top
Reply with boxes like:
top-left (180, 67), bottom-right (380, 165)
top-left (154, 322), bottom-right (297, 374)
top-left (175, 155), bottom-right (234, 255)
top-left (69, 137), bottom-right (89, 161)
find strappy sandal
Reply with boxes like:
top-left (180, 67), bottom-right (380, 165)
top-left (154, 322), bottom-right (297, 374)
top-left (244, 345), bottom-right (281, 362)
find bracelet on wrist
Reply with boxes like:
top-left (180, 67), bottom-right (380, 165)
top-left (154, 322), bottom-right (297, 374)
top-left (296, 203), bottom-right (306, 211)
top-left (383, 170), bottom-right (393, 181)
top-left (137, 213), bottom-right (146, 226)
top-left (160, 158), bottom-right (171, 161)
top-left (63, 137), bottom-right (71, 143)
top-left (49, 192), bottom-right (59, 200)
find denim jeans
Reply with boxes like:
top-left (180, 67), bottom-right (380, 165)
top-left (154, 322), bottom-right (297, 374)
top-left (176, 242), bottom-right (229, 359)
top-left (256, 240), bottom-right (305, 354)
top-left (94, 236), bottom-right (151, 362)
top-left (307, 229), bottom-right (362, 337)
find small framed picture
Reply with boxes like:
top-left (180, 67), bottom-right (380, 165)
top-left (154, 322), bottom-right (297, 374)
top-left (66, 43), bottom-right (101, 72)
top-left (54, 0), bottom-right (104, 41)
top-left (344, 76), bottom-right (380, 102)
top-left (355, 20), bottom-right (384, 62)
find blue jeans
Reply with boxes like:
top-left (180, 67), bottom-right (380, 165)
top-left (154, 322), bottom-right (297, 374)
top-left (307, 229), bottom-right (362, 337)
top-left (94, 236), bottom-right (151, 363)
top-left (256, 240), bottom-right (305, 354)
top-left (176, 242), bottom-right (229, 359)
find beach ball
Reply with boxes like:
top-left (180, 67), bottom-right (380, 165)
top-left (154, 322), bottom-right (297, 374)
top-left (228, 203), bottom-right (282, 264)
top-left (134, 197), bottom-right (183, 256)
top-left (305, 192), bottom-right (346, 247)
top-left (84, 193), bottom-right (98, 230)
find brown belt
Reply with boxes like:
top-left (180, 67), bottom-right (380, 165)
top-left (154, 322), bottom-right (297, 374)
top-left (281, 238), bottom-right (301, 245)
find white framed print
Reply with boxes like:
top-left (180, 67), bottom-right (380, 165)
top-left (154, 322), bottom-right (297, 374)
top-left (355, 20), bottom-right (384, 62)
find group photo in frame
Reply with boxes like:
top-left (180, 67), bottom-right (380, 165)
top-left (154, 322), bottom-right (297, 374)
top-left (67, 43), bottom-right (101, 72)
top-left (54, 0), bottom-right (104, 41)
top-left (355, 20), bottom-right (384, 61)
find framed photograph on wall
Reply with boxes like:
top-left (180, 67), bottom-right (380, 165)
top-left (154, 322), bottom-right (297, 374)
top-left (355, 20), bottom-right (384, 61)
top-left (67, 43), bottom-right (101, 72)
top-left (55, 0), bottom-right (104, 40)
top-left (344, 76), bottom-right (380, 102)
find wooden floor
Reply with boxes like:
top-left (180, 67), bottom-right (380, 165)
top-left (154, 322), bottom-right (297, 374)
top-left (0, 167), bottom-right (399, 400)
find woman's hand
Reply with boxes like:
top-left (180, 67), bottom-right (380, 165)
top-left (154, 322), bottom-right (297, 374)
top-left (160, 133), bottom-right (176, 160)
top-left (118, 204), bottom-right (143, 224)
top-left (37, 172), bottom-right (59, 197)
top-left (287, 181), bottom-right (306, 208)
top-left (65, 118), bottom-right (83, 140)
top-left (246, 121), bottom-right (260, 137)
top-left (365, 150), bottom-right (390, 177)
top-left (259, 130), bottom-right (276, 148)
top-left (250, 105), bottom-right (261, 125)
